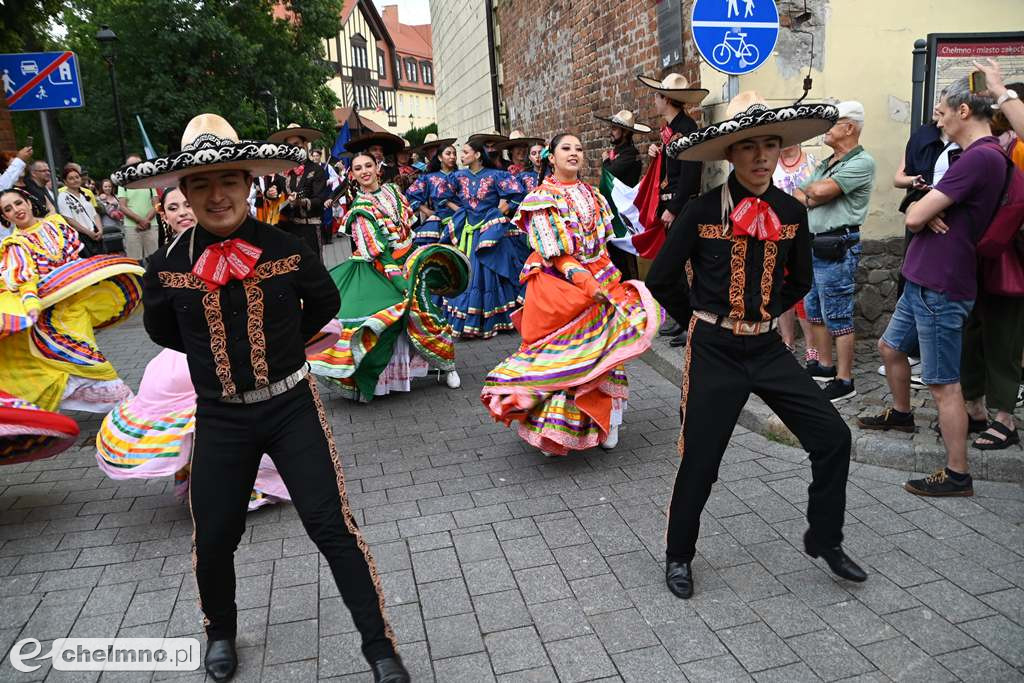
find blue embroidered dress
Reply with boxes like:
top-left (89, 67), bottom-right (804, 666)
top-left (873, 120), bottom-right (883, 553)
top-left (443, 167), bottom-right (528, 337)
top-left (405, 171), bottom-right (457, 247)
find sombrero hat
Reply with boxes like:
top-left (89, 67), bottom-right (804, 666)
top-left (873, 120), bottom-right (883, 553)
top-left (344, 131), bottom-right (405, 156)
top-left (467, 130), bottom-right (508, 146)
top-left (637, 73), bottom-right (710, 105)
top-left (494, 130), bottom-right (545, 151)
top-left (112, 114), bottom-right (306, 189)
top-left (413, 133), bottom-right (457, 156)
top-left (594, 110), bottom-right (652, 134)
top-left (267, 123), bottom-right (323, 145)
top-left (668, 91), bottom-right (838, 162)
top-left (0, 391), bottom-right (80, 466)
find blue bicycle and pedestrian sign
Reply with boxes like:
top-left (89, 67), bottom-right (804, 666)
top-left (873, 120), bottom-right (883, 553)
top-left (691, 0), bottom-right (780, 75)
top-left (0, 51), bottom-right (84, 112)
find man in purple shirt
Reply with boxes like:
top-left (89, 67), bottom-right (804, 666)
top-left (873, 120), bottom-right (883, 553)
top-left (859, 77), bottom-right (1002, 497)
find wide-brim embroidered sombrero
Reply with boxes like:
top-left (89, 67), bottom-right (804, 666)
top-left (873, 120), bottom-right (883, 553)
top-left (344, 132), bottom-right (406, 156)
top-left (267, 123), bottom-right (324, 145)
top-left (493, 130), bottom-right (545, 151)
top-left (594, 110), bottom-right (653, 134)
top-left (412, 133), bottom-right (457, 156)
top-left (637, 73), bottom-right (710, 105)
top-left (668, 91), bottom-right (838, 162)
top-left (0, 390), bottom-right (80, 466)
top-left (112, 113), bottom-right (306, 189)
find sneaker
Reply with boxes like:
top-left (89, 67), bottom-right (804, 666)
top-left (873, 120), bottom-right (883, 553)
top-left (823, 378), bottom-right (856, 403)
top-left (858, 408), bottom-right (915, 432)
top-left (600, 424), bottom-right (619, 450)
top-left (807, 361), bottom-right (837, 382)
top-left (877, 358), bottom-right (922, 378)
top-left (445, 370), bottom-right (461, 389)
top-left (910, 375), bottom-right (927, 390)
top-left (904, 468), bottom-right (974, 497)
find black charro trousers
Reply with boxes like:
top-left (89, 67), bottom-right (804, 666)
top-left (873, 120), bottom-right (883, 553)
top-left (189, 376), bottom-right (396, 663)
top-left (666, 318), bottom-right (852, 563)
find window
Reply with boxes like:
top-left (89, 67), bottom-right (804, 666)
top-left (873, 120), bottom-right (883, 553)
top-left (377, 49), bottom-right (386, 76)
top-left (421, 62), bottom-right (432, 85)
top-left (404, 58), bottom-right (418, 83)
top-left (394, 54), bottom-right (401, 80)
top-left (351, 33), bottom-right (368, 69)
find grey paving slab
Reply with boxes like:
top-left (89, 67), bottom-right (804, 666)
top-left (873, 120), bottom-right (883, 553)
top-left (0, 305), bottom-right (1018, 682)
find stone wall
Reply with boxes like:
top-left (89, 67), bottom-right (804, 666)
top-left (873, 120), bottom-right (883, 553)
top-left (854, 237), bottom-right (904, 338)
top-left (431, 0), bottom-right (496, 141)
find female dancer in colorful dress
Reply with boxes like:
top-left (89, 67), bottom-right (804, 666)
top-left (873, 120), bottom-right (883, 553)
top-left (481, 134), bottom-right (662, 456)
top-left (406, 135), bottom-right (458, 246)
top-left (1, 390), bottom-right (80, 466)
top-left (309, 152), bottom-right (469, 400)
top-left (444, 140), bottom-right (529, 338)
top-left (0, 188), bottom-right (143, 413)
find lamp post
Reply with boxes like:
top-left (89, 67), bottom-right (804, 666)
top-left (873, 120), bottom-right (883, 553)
top-left (95, 24), bottom-right (127, 162)
top-left (258, 90), bottom-right (280, 132)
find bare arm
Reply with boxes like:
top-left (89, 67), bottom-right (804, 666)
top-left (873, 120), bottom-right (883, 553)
top-left (803, 178), bottom-right (843, 206)
top-left (975, 58), bottom-right (1024, 140)
top-left (905, 188), bottom-right (954, 233)
top-left (893, 158), bottom-right (919, 190)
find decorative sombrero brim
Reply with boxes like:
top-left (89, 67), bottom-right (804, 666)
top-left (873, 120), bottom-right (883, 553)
top-left (594, 114), bottom-right (652, 134)
top-left (112, 143), bottom-right (306, 190)
top-left (494, 137), bottom-right (545, 151)
top-left (0, 392), bottom-right (80, 466)
top-left (637, 75), bottom-right (710, 104)
top-left (345, 133), bottom-right (405, 156)
top-left (267, 126), bottom-right (323, 144)
top-left (412, 137), bottom-right (457, 155)
top-left (467, 134), bottom-right (508, 145)
top-left (669, 103), bottom-right (839, 162)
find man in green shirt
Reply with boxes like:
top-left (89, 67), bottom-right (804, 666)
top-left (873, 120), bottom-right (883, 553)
top-left (794, 101), bottom-right (876, 403)
top-left (116, 154), bottom-right (157, 260)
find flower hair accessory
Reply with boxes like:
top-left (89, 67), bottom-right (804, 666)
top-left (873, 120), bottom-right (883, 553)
top-left (540, 148), bottom-right (551, 161)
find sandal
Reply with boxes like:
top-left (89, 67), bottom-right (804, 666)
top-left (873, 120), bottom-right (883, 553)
top-left (931, 417), bottom-right (987, 437)
top-left (973, 421), bottom-right (1021, 451)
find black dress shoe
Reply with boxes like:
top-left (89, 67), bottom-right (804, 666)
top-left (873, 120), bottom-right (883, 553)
top-left (665, 560), bottom-right (694, 599)
top-left (659, 321), bottom-right (683, 337)
top-left (804, 531), bottom-right (867, 582)
top-left (371, 655), bottom-right (410, 683)
top-left (669, 332), bottom-right (688, 347)
top-left (204, 638), bottom-right (237, 681)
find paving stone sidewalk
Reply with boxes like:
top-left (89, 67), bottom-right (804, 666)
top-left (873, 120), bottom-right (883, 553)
top-left (645, 334), bottom-right (1024, 483)
top-left (0, 241), bottom-right (1021, 681)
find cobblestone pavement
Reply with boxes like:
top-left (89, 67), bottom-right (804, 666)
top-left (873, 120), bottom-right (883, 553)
top-left (1, 244), bottom-right (1022, 681)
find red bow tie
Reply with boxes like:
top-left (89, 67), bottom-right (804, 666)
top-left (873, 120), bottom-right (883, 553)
top-left (192, 238), bottom-right (262, 290)
top-left (730, 197), bottom-right (782, 241)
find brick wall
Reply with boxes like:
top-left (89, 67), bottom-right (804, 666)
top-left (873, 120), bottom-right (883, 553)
top-left (495, 0), bottom-right (703, 184)
top-left (0, 99), bottom-right (16, 152)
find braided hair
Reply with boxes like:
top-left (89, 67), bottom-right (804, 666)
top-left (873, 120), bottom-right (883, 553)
top-left (537, 133), bottom-right (576, 185)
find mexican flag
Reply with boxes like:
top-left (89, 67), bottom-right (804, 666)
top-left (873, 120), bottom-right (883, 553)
top-left (600, 153), bottom-right (666, 259)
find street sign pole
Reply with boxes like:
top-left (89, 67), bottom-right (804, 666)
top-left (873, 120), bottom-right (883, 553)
top-left (39, 111), bottom-right (58, 198)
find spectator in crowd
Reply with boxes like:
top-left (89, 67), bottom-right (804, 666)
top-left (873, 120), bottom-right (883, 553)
top-left (860, 77), bottom-right (1001, 497)
top-left (58, 162), bottom-right (98, 208)
top-left (117, 154), bottom-right (158, 261)
top-left (56, 164), bottom-right (103, 255)
top-left (24, 160), bottom-right (56, 213)
top-left (794, 101), bottom-right (876, 403)
top-left (773, 143), bottom-right (817, 355)
top-left (97, 178), bottom-right (125, 254)
top-left (599, 109), bottom-right (650, 281)
top-left (0, 145), bottom-right (33, 192)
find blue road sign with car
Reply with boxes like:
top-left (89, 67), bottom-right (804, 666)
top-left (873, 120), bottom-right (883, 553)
top-left (0, 51), bottom-right (84, 112)
top-left (691, 0), bottom-right (780, 75)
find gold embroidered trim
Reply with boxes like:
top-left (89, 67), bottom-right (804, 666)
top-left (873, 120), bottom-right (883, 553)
top-left (779, 224), bottom-right (798, 240)
top-left (202, 290), bottom-right (235, 397)
top-left (252, 255), bottom-right (300, 281)
top-left (243, 281), bottom-right (269, 387)
top-left (759, 241), bottom-right (778, 321)
top-left (728, 238), bottom-right (748, 319)
top-left (158, 271), bottom-right (205, 290)
top-left (307, 376), bottom-right (397, 648)
top-left (677, 315), bottom-right (698, 460)
top-left (697, 223), bottom-right (730, 240)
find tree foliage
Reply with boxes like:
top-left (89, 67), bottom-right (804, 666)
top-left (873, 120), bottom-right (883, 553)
top-left (403, 122), bottom-right (438, 148)
top-left (13, 0), bottom-right (343, 176)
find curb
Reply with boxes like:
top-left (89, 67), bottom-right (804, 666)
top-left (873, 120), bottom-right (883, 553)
top-left (640, 346), bottom-right (1024, 484)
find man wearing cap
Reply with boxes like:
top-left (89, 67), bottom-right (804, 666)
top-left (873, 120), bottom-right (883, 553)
top-left (639, 73), bottom-right (709, 345)
top-left (270, 124), bottom-right (328, 262)
top-left (646, 93), bottom-right (867, 600)
top-left (115, 114), bottom-right (409, 683)
top-left (598, 110), bottom-right (651, 279)
top-left (793, 101), bottom-right (876, 403)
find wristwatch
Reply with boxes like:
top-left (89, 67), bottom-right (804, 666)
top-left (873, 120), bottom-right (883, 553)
top-left (997, 89), bottom-right (1019, 107)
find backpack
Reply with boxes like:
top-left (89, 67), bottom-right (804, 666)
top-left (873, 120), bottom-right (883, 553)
top-left (976, 144), bottom-right (1024, 297)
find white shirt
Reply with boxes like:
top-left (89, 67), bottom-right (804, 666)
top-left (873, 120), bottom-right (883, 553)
top-left (932, 141), bottom-right (960, 186)
top-left (57, 190), bottom-right (98, 233)
top-left (0, 157), bottom-right (25, 192)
